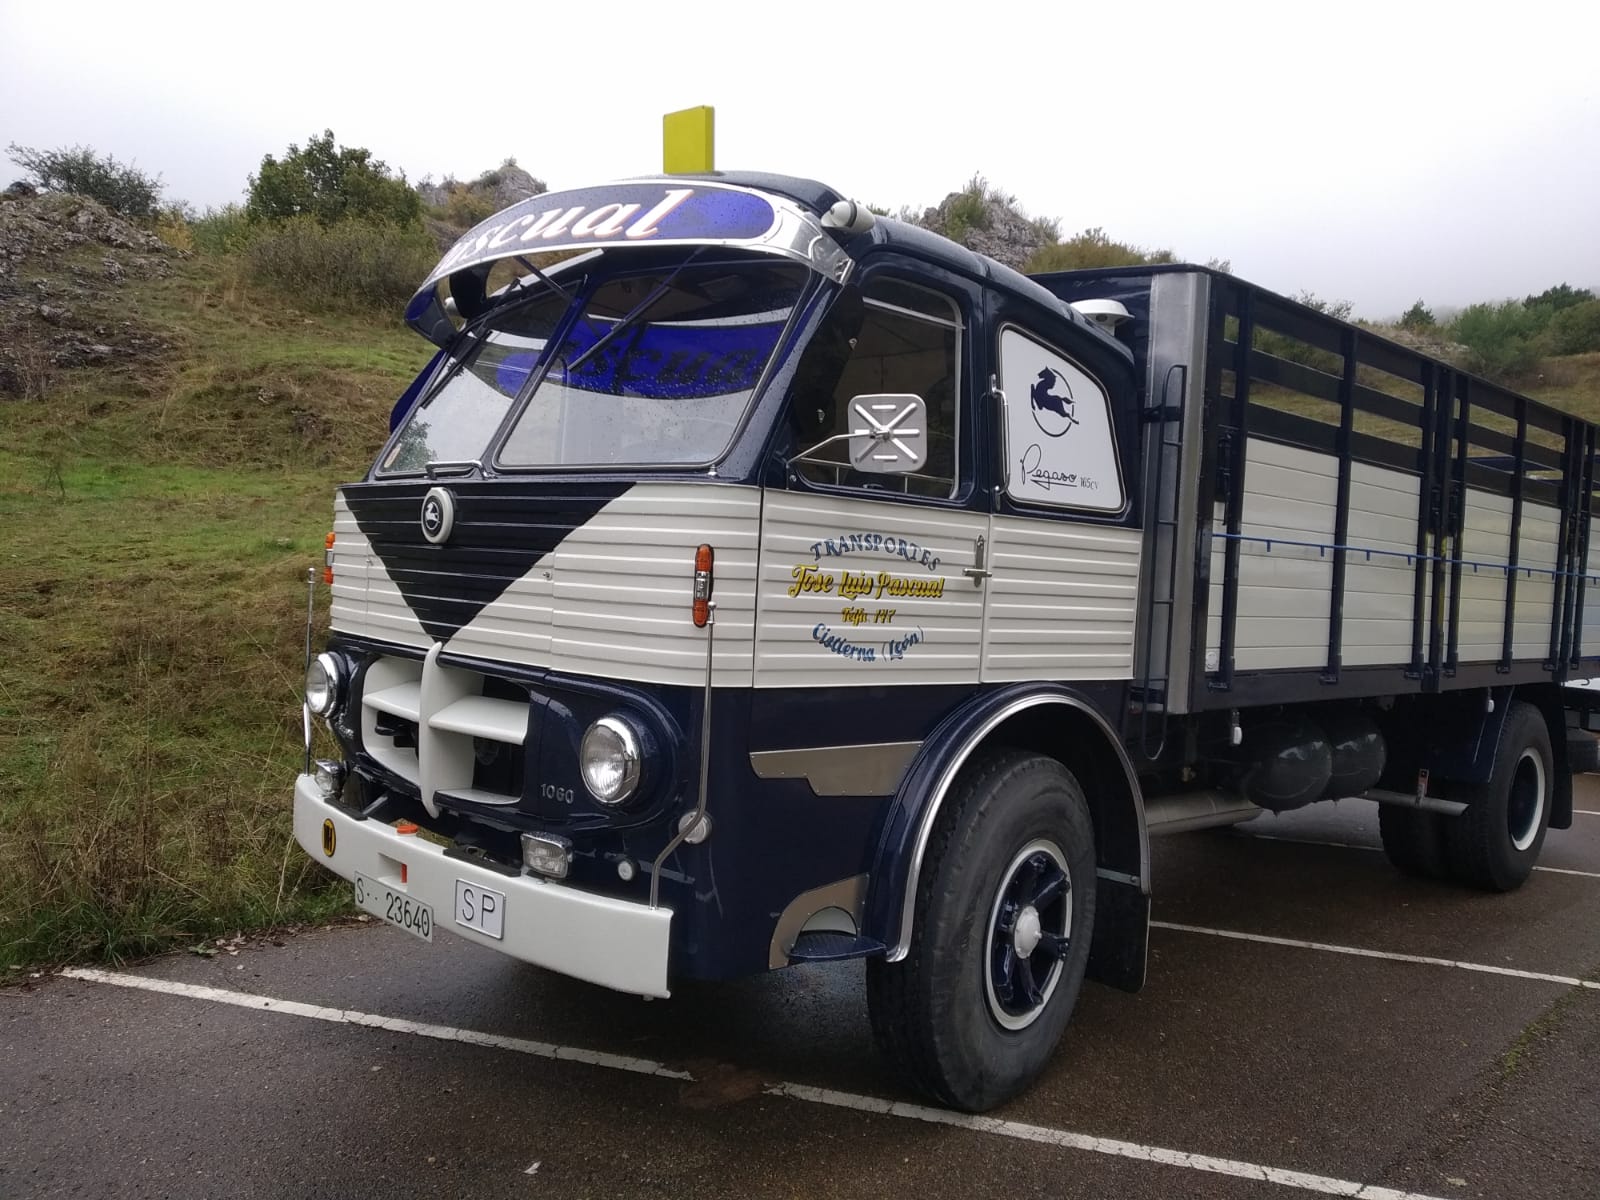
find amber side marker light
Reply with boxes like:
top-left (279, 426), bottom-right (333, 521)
top-left (323, 531), bottom-right (336, 585)
top-left (692, 544), bottom-right (714, 627)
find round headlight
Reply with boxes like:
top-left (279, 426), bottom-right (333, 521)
top-left (580, 715), bottom-right (642, 805)
top-left (304, 653), bottom-right (343, 717)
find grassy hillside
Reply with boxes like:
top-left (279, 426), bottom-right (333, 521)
top-left (0, 211), bottom-right (429, 975)
top-left (1, 195), bottom-right (1596, 978)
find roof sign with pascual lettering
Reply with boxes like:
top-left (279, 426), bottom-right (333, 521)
top-left (405, 179), bottom-right (849, 345)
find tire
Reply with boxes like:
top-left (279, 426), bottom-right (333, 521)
top-left (1378, 804), bottom-right (1449, 879)
top-left (865, 748), bottom-right (1096, 1112)
top-left (1443, 701), bottom-right (1553, 892)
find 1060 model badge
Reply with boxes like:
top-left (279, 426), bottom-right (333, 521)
top-left (420, 486), bottom-right (455, 544)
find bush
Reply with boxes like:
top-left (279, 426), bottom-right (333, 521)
top-left (242, 216), bottom-right (437, 310)
top-left (438, 183), bottom-right (503, 230)
top-left (1026, 226), bottom-right (1176, 272)
top-left (189, 204), bottom-right (254, 256)
top-left (247, 130), bottom-right (422, 227)
top-left (1448, 300), bottom-right (1545, 381)
top-left (1548, 299), bottom-right (1600, 355)
top-left (1398, 299), bottom-right (1435, 331)
top-left (6, 142), bottom-right (163, 219)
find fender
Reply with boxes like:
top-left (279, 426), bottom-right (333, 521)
top-left (864, 683), bottom-right (1149, 966)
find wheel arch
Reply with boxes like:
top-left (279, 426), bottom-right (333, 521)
top-left (864, 685), bottom-right (1150, 990)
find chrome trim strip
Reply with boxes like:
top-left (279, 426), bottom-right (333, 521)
top-left (749, 741), bottom-right (922, 797)
top-left (887, 695), bottom-right (1148, 963)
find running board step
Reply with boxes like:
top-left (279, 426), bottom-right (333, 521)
top-left (786, 932), bottom-right (886, 963)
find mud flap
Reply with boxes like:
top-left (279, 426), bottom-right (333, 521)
top-left (1087, 874), bottom-right (1149, 993)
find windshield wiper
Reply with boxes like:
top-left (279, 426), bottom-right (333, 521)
top-left (562, 248), bottom-right (709, 377)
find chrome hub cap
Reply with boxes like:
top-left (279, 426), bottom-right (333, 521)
top-left (1013, 906), bottom-right (1042, 958)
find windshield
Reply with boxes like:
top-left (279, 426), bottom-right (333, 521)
top-left (381, 289), bottom-right (569, 474)
top-left (379, 255), bottom-right (809, 475)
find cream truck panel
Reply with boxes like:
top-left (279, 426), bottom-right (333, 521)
top-left (982, 515), bottom-right (1142, 682)
top-left (449, 483), bottom-right (760, 687)
top-left (754, 492), bottom-right (987, 688)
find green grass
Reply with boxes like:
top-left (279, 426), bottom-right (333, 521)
top-left (0, 250), bottom-right (428, 976)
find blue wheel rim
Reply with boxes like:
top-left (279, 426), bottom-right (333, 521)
top-left (985, 839), bottom-right (1072, 1030)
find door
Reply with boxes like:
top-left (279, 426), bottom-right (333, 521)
top-left (753, 270), bottom-right (989, 689)
top-left (981, 320), bottom-right (1144, 685)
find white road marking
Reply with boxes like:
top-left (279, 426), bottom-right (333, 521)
top-left (59, 966), bottom-right (1449, 1200)
top-left (764, 1081), bottom-right (1447, 1199)
top-left (1151, 922), bottom-right (1600, 990)
top-left (57, 967), bottom-right (693, 1080)
top-left (1236, 833), bottom-right (1600, 879)
top-left (1575, 809), bottom-right (1600, 816)
top-left (1535, 864), bottom-right (1600, 879)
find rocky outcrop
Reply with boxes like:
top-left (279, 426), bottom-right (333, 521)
top-left (904, 180), bottom-right (1060, 271)
top-left (416, 158), bottom-right (547, 217)
top-left (0, 192), bottom-right (173, 397)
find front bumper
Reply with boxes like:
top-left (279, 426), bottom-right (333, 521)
top-left (294, 774), bottom-right (673, 996)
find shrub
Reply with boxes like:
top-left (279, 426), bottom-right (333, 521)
top-left (242, 215), bottom-right (437, 310)
top-left (1548, 299), bottom-right (1600, 355)
top-left (6, 142), bottom-right (163, 219)
top-left (189, 204), bottom-right (254, 256)
top-left (1448, 300), bottom-right (1544, 380)
top-left (247, 130), bottom-right (422, 227)
top-left (439, 183), bottom-right (503, 230)
top-left (1026, 227), bottom-right (1176, 272)
top-left (1398, 299), bottom-right (1435, 331)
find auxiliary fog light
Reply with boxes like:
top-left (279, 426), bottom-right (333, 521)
top-left (304, 652), bottom-right (344, 717)
top-left (312, 759), bottom-right (346, 801)
top-left (579, 715), bottom-right (642, 805)
top-left (522, 832), bottom-right (574, 880)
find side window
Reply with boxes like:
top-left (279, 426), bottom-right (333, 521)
top-left (999, 327), bottom-right (1125, 512)
top-left (791, 279), bottom-right (961, 499)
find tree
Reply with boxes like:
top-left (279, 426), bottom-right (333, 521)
top-left (246, 130), bottom-right (421, 227)
top-left (1448, 301), bottom-right (1543, 381)
top-left (1398, 299), bottom-right (1436, 331)
top-left (1525, 283), bottom-right (1595, 314)
top-left (6, 142), bottom-right (163, 219)
top-left (1548, 299), bottom-right (1600, 355)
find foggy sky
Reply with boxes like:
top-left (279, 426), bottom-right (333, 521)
top-left (3, 0), bottom-right (1596, 317)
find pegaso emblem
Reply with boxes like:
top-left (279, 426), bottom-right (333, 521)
top-left (420, 486), bottom-right (455, 545)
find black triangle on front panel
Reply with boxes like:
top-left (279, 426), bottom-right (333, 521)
top-left (340, 480), bottom-right (632, 643)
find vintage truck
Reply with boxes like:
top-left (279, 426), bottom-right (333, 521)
top-left (293, 172), bottom-right (1600, 1111)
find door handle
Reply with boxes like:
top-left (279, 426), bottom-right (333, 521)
top-left (963, 534), bottom-right (993, 586)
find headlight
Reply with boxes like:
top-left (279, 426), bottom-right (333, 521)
top-left (304, 652), bottom-right (343, 717)
top-left (580, 715), bottom-right (642, 805)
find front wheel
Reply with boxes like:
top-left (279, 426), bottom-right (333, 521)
top-left (866, 749), bottom-right (1096, 1111)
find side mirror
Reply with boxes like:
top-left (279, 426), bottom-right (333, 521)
top-left (846, 394), bottom-right (927, 474)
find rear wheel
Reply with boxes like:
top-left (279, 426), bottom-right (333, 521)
top-left (866, 749), bottom-right (1096, 1112)
top-left (1443, 702), bottom-right (1553, 891)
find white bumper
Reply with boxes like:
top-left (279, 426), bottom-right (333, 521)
top-left (294, 775), bottom-right (673, 997)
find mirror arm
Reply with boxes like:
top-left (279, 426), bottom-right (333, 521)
top-left (785, 430), bottom-right (869, 470)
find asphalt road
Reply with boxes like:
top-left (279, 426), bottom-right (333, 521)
top-left (4, 787), bottom-right (1599, 1200)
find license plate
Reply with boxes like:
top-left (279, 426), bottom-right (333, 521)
top-left (354, 872), bottom-right (433, 942)
top-left (454, 879), bottom-right (506, 940)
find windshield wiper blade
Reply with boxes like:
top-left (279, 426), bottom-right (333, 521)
top-left (563, 247), bottom-right (709, 377)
